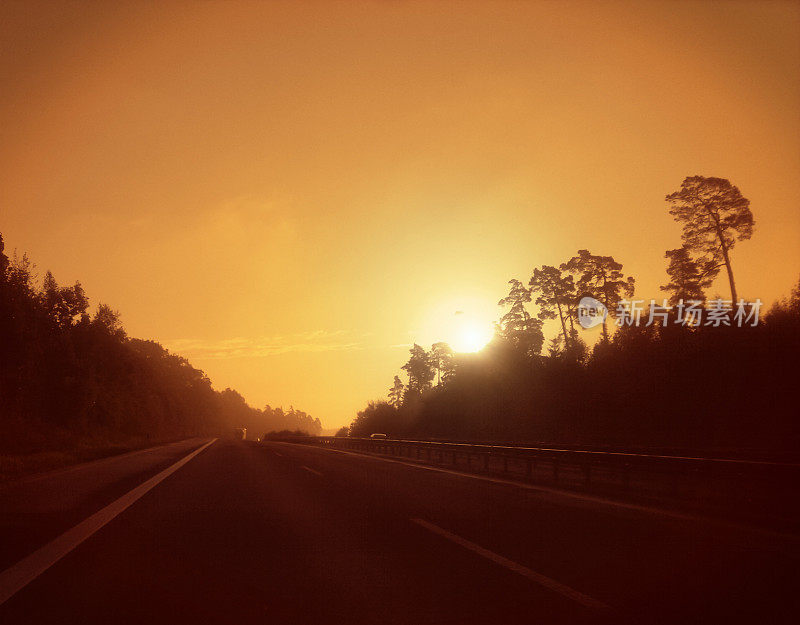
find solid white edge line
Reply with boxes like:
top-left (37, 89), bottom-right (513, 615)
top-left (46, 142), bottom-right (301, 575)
top-left (0, 438), bottom-right (217, 606)
top-left (410, 518), bottom-right (610, 612)
top-left (1, 438), bottom-right (208, 490)
top-left (301, 465), bottom-right (323, 476)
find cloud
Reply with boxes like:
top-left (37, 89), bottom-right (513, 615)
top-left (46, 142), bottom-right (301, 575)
top-left (163, 330), bottom-right (363, 360)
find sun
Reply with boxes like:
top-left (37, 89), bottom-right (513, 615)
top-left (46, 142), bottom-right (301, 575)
top-left (418, 296), bottom-right (496, 354)
top-left (451, 317), bottom-right (494, 353)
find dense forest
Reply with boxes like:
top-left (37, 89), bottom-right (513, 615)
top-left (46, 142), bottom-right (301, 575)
top-left (349, 177), bottom-right (800, 455)
top-left (0, 233), bottom-right (320, 454)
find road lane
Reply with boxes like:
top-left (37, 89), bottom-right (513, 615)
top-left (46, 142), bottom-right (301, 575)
top-left (0, 440), bottom-right (216, 605)
top-left (0, 438), bottom-right (212, 571)
top-left (0, 440), bottom-right (594, 625)
top-left (267, 441), bottom-right (800, 624)
top-left (1, 439), bottom-right (797, 624)
top-left (410, 518), bottom-right (610, 611)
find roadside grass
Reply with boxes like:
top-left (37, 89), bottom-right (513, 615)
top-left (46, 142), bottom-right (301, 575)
top-left (0, 445), bottom-right (143, 484)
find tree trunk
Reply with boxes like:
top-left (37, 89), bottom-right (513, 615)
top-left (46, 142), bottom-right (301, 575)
top-left (720, 239), bottom-right (738, 303)
top-left (601, 276), bottom-right (609, 342)
top-left (708, 207), bottom-right (738, 304)
top-left (556, 301), bottom-right (569, 348)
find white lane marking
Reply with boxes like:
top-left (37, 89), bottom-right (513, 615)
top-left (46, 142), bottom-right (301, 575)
top-left (0, 438), bottom-right (210, 493)
top-left (274, 451), bottom-right (283, 457)
top-left (0, 438), bottom-right (217, 606)
top-left (410, 518), bottom-right (610, 611)
top-left (283, 443), bottom-right (799, 544)
top-left (301, 465), bottom-right (323, 476)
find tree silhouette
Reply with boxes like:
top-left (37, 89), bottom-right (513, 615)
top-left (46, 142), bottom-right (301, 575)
top-left (0, 231), bottom-right (321, 453)
top-left (350, 401), bottom-right (398, 438)
top-left (0, 234), bottom-right (9, 278)
top-left (665, 176), bottom-right (754, 304)
top-left (402, 344), bottom-right (434, 394)
top-left (388, 375), bottom-right (404, 408)
top-left (41, 271), bottom-right (89, 328)
top-left (497, 279), bottom-right (544, 357)
top-left (430, 342), bottom-right (455, 386)
top-left (529, 265), bottom-right (576, 348)
top-left (93, 303), bottom-right (126, 339)
top-left (562, 250), bottom-right (635, 342)
top-left (349, 269), bottom-right (798, 454)
top-left (661, 245), bottom-right (714, 306)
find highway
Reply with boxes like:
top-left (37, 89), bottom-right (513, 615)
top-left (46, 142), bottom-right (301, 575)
top-left (0, 438), bottom-right (797, 624)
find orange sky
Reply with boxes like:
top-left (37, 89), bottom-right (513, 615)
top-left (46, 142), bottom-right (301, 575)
top-left (2, 1), bottom-right (799, 428)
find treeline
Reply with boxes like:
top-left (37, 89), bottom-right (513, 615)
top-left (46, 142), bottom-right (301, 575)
top-left (349, 176), bottom-right (800, 454)
top-left (0, 233), bottom-right (320, 453)
top-left (217, 389), bottom-right (322, 440)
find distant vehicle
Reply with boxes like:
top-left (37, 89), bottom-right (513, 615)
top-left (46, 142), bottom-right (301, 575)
top-left (233, 427), bottom-right (246, 441)
top-left (370, 433), bottom-right (388, 439)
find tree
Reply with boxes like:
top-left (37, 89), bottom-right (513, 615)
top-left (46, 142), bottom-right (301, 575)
top-left (41, 271), bottom-right (60, 320)
top-left (6, 252), bottom-right (34, 296)
top-left (665, 176), bottom-right (754, 304)
top-left (562, 250), bottom-right (635, 341)
top-left (529, 265), bottom-right (576, 348)
top-left (388, 375), bottom-right (404, 408)
top-left (334, 426), bottom-right (350, 437)
top-left (0, 230), bottom-right (319, 452)
top-left (766, 274), bottom-right (800, 325)
top-left (350, 401), bottom-right (399, 437)
top-left (0, 234), bottom-right (8, 279)
top-left (546, 335), bottom-right (564, 358)
top-left (661, 246), bottom-right (714, 306)
top-left (40, 271), bottom-right (89, 328)
top-left (497, 279), bottom-right (544, 357)
top-left (401, 344), bottom-right (434, 394)
top-left (430, 342), bottom-right (455, 386)
top-left (93, 303), bottom-right (126, 339)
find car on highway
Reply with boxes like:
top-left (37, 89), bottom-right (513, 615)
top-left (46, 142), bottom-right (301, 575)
top-left (369, 433), bottom-right (388, 439)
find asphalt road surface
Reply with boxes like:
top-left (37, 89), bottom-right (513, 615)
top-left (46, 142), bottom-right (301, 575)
top-left (1, 438), bottom-right (797, 624)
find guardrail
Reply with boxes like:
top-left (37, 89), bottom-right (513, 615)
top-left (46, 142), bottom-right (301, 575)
top-left (264, 435), bottom-right (800, 513)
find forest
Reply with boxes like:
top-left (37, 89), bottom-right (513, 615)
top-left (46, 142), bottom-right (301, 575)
top-left (0, 234), bottom-right (321, 457)
top-left (348, 177), bottom-right (800, 456)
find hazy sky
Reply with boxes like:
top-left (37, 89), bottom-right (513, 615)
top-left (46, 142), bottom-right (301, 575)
top-left (2, 1), bottom-right (799, 428)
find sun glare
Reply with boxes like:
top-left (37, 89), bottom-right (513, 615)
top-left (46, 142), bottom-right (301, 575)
top-left (451, 317), bottom-right (494, 353)
top-left (418, 296), bottom-right (497, 354)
